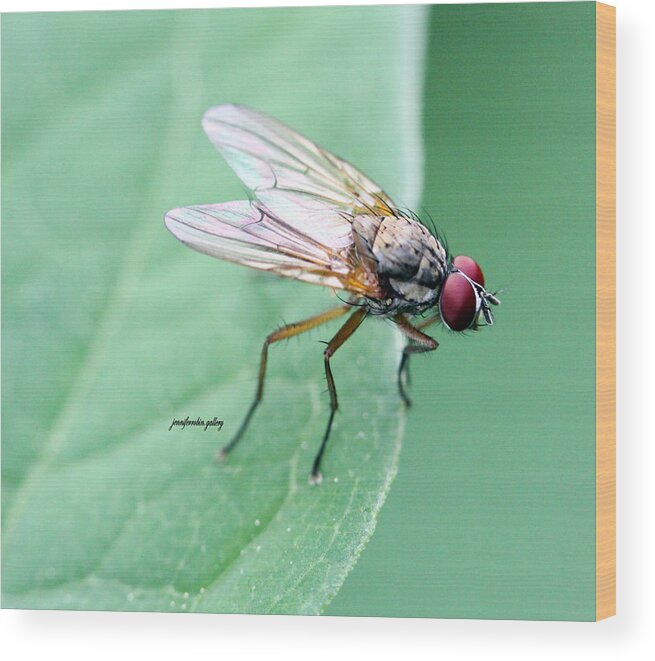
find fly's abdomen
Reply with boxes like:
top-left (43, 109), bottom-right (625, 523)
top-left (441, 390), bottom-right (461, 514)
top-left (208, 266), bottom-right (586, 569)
top-left (352, 214), bottom-right (448, 314)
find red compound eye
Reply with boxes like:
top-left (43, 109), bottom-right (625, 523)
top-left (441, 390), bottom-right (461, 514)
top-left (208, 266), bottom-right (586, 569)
top-left (453, 255), bottom-right (484, 286)
top-left (439, 272), bottom-right (478, 331)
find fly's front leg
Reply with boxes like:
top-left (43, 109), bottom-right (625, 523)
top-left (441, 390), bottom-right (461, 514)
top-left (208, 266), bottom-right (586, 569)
top-left (217, 305), bottom-right (350, 461)
top-left (394, 314), bottom-right (439, 407)
top-left (310, 308), bottom-right (368, 485)
top-left (397, 351), bottom-right (412, 407)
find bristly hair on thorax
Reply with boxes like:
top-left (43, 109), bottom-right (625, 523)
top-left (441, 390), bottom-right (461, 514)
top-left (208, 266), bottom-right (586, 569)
top-left (391, 206), bottom-right (451, 262)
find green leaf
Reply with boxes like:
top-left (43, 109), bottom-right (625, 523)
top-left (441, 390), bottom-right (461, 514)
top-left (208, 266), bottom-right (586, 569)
top-left (1, 6), bottom-right (427, 613)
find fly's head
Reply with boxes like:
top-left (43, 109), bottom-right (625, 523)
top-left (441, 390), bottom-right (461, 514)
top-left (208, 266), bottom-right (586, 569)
top-left (438, 255), bottom-right (500, 332)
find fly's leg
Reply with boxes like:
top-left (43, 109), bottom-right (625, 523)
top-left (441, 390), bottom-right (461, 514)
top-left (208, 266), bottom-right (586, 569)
top-left (310, 308), bottom-right (368, 485)
top-left (217, 305), bottom-right (351, 461)
top-left (397, 351), bottom-right (412, 407)
top-left (414, 314), bottom-right (442, 331)
top-left (394, 314), bottom-right (440, 407)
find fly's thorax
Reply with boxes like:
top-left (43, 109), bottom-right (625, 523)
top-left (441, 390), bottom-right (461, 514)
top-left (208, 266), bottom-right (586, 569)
top-left (352, 214), bottom-right (448, 314)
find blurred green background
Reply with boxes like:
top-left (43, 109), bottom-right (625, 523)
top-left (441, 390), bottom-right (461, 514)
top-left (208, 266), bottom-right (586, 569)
top-left (2, 2), bottom-right (596, 619)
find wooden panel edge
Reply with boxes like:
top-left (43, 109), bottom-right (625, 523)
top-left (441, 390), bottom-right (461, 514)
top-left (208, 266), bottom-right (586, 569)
top-left (595, 1), bottom-right (616, 621)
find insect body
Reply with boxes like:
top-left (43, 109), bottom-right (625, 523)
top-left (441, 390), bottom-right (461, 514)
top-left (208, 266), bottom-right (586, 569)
top-left (351, 213), bottom-right (447, 315)
top-left (165, 104), bottom-right (500, 484)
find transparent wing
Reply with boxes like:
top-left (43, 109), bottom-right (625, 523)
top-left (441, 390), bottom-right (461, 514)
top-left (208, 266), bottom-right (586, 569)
top-left (202, 104), bottom-right (397, 251)
top-left (165, 201), bottom-right (378, 292)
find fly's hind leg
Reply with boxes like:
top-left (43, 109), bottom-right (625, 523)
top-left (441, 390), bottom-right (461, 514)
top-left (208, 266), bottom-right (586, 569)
top-left (394, 314), bottom-right (440, 407)
top-left (310, 308), bottom-right (368, 485)
top-left (217, 305), bottom-right (350, 461)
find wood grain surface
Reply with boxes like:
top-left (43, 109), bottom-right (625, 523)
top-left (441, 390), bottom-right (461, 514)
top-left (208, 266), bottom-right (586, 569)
top-left (595, 1), bottom-right (616, 621)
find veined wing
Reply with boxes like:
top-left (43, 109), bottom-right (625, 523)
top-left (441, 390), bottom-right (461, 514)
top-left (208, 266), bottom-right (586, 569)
top-left (164, 201), bottom-right (381, 296)
top-left (202, 104), bottom-right (397, 251)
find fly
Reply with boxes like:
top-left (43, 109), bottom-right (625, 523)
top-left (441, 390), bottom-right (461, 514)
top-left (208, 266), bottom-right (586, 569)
top-left (165, 104), bottom-right (500, 485)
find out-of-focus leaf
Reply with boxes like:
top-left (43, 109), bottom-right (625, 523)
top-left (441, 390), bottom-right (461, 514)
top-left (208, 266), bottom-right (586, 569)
top-left (1, 6), bottom-right (427, 613)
